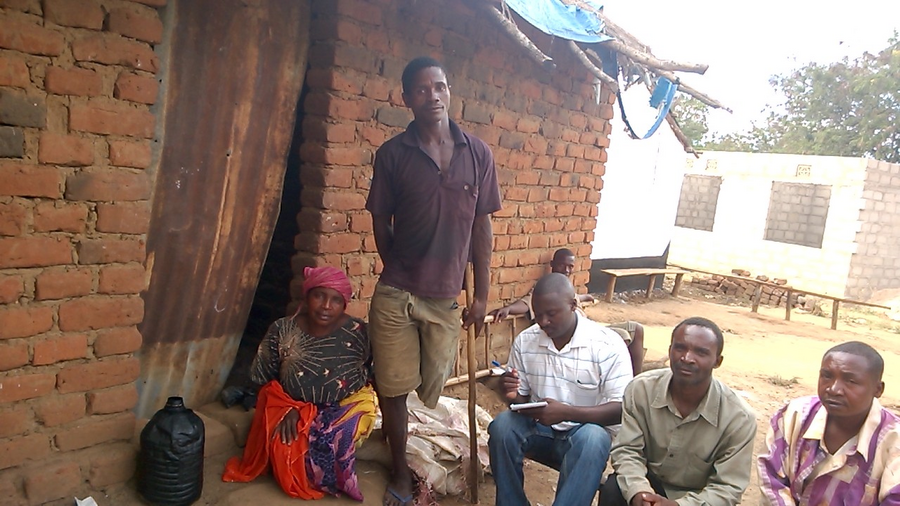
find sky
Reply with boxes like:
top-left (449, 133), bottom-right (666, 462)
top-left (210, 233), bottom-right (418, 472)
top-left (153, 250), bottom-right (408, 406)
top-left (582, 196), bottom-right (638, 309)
top-left (601, 0), bottom-right (900, 135)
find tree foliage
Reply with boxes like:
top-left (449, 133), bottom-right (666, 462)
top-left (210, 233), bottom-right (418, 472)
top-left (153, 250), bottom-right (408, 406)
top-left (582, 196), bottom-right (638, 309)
top-left (701, 36), bottom-right (900, 162)
top-left (670, 95), bottom-right (709, 150)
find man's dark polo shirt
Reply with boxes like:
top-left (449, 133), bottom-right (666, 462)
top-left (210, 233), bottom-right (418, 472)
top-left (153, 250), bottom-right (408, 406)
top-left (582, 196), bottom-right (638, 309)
top-left (366, 120), bottom-right (502, 299)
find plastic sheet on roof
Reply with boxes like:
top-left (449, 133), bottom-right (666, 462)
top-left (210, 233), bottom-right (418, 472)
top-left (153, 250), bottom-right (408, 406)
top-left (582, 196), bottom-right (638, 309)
top-left (503, 0), bottom-right (612, 43)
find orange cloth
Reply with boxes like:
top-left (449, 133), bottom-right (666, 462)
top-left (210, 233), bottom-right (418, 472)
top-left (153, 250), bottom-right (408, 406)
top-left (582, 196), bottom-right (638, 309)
top-left (222, 381), bottom-right (323, 500)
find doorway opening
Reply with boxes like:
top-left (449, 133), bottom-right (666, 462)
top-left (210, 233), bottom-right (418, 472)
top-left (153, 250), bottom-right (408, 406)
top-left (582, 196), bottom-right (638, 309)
top-left (225, 80), bottom-right (309, 390)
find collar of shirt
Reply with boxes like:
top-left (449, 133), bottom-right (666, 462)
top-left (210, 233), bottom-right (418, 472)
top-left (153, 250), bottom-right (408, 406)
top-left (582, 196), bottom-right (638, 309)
top-left (400, 119), bottom-right (469, 148)
top-left (649, 369), bottom-right (722, 427)
top-left (801, 397), bottom-right (885, 462)
top-left (536, 313), bottom-right (592, 354)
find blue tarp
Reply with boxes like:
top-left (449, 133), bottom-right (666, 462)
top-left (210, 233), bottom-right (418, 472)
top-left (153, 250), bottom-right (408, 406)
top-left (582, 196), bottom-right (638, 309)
top-left (502, 0), bottom-right (612, 43)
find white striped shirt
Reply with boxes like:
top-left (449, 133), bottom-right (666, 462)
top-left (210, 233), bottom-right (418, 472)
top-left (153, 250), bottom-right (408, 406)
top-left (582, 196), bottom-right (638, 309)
top-left (508, 313), bottom-right (633, 431)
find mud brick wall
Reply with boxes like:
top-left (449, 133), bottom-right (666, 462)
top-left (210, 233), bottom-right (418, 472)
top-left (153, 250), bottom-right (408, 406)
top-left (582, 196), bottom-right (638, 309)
top-left (674, 174), bottom-right (721, 231)
top-left (0, 0), bottom-right (163, 503)
top-left (291, 0), bottom-right (611, 347)
top-left (763, 181), bottom-right (831, 249)
top-left (846, 159), bottom-right (900, 300)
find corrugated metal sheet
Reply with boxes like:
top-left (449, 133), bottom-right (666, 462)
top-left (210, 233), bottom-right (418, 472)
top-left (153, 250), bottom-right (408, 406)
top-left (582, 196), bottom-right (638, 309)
top-left (136, 0), bottom-right (310, 417)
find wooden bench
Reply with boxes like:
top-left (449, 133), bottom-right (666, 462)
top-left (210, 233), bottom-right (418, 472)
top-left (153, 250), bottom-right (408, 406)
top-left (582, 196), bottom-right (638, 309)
top-left (600, 268), bottom-right (688, 302)
top-left (674, 265), bottom-right (893, 330)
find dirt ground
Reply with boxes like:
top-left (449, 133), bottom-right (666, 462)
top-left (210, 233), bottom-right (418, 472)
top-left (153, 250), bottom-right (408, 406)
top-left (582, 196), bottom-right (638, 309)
top-left (99, 288), bottom-right (900, 505)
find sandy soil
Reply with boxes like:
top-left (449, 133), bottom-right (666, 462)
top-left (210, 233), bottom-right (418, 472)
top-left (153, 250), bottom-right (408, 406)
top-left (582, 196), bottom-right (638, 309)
top-left (101, 289), bottom-right (900, 505)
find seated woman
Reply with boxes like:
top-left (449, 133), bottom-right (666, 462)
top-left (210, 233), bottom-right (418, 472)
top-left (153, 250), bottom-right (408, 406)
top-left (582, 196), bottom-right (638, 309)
top-left (223, 266), bottom-right (376, 501)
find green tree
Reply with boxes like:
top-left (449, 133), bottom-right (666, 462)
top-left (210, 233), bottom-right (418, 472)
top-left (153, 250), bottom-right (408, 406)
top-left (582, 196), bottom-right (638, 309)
top-left (706, 36), bottom-right (900, 162)
top-left (670, 95), bottom-right (709, 149)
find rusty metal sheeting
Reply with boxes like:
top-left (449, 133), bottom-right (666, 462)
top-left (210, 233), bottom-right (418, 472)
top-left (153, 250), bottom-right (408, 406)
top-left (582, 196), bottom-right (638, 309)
top-left (137, 0), bottom-right (310, 417)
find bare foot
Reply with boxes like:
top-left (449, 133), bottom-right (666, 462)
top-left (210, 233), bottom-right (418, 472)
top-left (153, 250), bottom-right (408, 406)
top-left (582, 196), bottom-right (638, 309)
top-left (383, 468), bottom-right (414, 506)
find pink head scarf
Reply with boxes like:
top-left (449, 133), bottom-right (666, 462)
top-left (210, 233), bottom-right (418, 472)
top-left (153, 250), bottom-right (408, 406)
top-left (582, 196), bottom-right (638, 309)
top-left (301, 266), bottom-right (353, 307)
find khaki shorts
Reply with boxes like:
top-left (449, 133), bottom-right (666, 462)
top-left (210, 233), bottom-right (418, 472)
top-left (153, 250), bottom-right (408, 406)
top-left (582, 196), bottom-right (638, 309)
top-left (368, 282), bottom-right (461, 408)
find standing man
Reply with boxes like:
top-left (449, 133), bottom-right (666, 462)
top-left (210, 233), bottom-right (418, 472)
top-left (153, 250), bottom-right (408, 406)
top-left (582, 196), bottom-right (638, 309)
top-left (489, 273), bottom-right (633, 506)
top-left (366, 56), bottom-right (502, 506)
top-left (758, 341), bottom-right (900, 505)
top-left (601, 317), bottom-right (756, 506)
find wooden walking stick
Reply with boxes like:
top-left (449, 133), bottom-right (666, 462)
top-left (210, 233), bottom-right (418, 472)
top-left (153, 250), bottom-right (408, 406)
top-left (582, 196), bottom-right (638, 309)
top-left (464, 262), bottom-right (479, 504)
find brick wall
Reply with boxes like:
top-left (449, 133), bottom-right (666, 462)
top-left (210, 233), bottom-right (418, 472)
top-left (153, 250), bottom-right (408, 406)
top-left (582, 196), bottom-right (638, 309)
top-left (846, 159), bottom-right (900, 299)
top-left (0, 0), bottom-right (163, 503)
top-left (291, 0), bottom-right (611, 362)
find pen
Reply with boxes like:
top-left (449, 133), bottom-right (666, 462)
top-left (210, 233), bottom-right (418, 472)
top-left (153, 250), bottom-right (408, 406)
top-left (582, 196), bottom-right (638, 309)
top-left (491, 360), bottom-right (512, 373)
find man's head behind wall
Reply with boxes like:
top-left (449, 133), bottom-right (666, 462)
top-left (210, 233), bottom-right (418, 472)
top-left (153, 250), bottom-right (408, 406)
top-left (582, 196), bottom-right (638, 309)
top-left (669, 317), bottom-right (724, 387)
top-left (550, 248), bottom-right (576, 277)
top-left (819, 341), bottom-right (885, 419)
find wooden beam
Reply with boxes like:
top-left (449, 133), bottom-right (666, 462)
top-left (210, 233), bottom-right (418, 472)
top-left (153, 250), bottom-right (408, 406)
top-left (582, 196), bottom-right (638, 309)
top-left (658, 71), bottom-right (732, 112)
top-left (831, 300), bottom-right (840, 330)
top-left (567, 41), bottom-right (618, 91)
top-left (477, 1), bottom-right (556, 71)
top-left (601, 38), bottom-right (708, 74)
top-left (664, 112), bottom-right (699, 156)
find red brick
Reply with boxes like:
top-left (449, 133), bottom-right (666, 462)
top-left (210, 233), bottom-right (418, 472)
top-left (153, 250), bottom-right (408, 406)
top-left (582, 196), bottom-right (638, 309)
top-left (69, 102), bottom-right (155, 138)
top-left (33, 333), bottom-right (89, 365)
top-left (32, 201), bottom-right (88, 233)
top-left (306, 68), bottom-right (364, 95)
top-left (114, 72), bottom-right (158, 104)
top-left (57, 356), bottom-right (140, 394)
top-left (35, 267), bottom-right (93, 301)
top-left (0, 469), bottom-right (18, 506)
top-left (34, 394), bottom-right (85, 427)
top-left (108, 139), bottom-right (152, 169)
top-left (127, 0), bottom-right (166, 6)
top-left (98, 263), bottom-right (145, 294)
top-left (0, 404), bottom-right (30, 438)
top-left (299, 143), bottom-right (372, 166)
top-left (0, 236), bottom-right (71, 269)
top-left (66, 169), bottom-right (150, 201)
top-left (335, 0), bottom-right (383, 25)
top-left (0, 55), bottom-right (29, 89)
top-left (96, 202), bottom-right (150, 234)
top-left (45, 66), bottom-right (102, 97)
top-left (93, 326), bottom-right (142, 357)
top-left (54, 412), bottom-right (135, 451)
top-left (307, 189), bottom-right (366, 211)
top-left (87, 384), bottom-right (137, 414)
top-left (0, 305), bottom-right (53, 340)
top-left (108, 7), bottom-right (163, 44)
top-left (0, 434), bottom-right (51, 470)
top-left (58, 297), bottom-right (144, 332)
top-left (0, 19), bottom-right (65, 56)
top-left (23, 460), bottom-right (83, 505)
top-left (38, 133), bottom-right (94, 166)
top-left (295, 232), bottom-right (361, 254)
top-left (303, 119), bottom-right (357, 143)
top-left (349, 213), bottom-right (372, 233)
top-left (0, 162), bottom-right (63, 198)
top-left (0, 200), bottom-right (27, 236)
top-left (359, 125), bottom-right (386, 146)
top-left (297, 209), bottom-right (348, 233)
top-left (77, 238), bottom-right (146, 264)
top-left (87, 442), bottom-right (137, 488)
top-left (72, 34), bottom-right (159, 73)
top-left (0, 339), bottom-right (29, 372)
top-left (0, 373), bottom-right (55, 403)
top-left (0, 275), bottom-right (24, 304)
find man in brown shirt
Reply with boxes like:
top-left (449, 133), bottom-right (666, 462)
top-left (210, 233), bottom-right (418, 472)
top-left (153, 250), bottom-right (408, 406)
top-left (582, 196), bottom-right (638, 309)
top-left (366, 56), bottom-right (501, 505)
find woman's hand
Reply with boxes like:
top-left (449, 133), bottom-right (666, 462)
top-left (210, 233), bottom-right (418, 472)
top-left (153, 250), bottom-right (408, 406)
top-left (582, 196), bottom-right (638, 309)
top-left (277, 407), bottom-right (300, 445)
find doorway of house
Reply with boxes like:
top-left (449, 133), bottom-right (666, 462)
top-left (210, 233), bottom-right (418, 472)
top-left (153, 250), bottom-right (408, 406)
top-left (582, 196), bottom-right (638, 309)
top-left (225, 82), bottom-right (309, 391)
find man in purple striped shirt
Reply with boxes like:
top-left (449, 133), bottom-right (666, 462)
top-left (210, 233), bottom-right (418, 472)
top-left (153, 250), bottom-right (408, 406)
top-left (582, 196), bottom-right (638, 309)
top-left (758, 341), bottom-right (900, 505)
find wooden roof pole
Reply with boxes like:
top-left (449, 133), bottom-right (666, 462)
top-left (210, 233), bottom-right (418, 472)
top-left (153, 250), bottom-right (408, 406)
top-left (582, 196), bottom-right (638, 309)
top-left (476, 1), bottom-right (557, 70)
top-left (567, 41), bottom-right (618, 91)
top-left (656, 70), bottom-right (733, 112)
top-left (600, 39), bottom-right (709, 74)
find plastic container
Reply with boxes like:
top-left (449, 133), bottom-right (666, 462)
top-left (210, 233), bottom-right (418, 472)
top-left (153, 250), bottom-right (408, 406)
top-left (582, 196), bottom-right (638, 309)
top-left (137, 396), bottom-right (205, 505)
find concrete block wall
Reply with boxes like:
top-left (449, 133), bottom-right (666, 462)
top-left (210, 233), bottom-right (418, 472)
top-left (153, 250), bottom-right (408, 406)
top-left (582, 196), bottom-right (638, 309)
top-left (0, 0), bottom-right (162, 503)
top-left (674, 174), bottom-right (721, 231)
top-left (845, 159), bottom-right (900, 299)
top-left (290, 0), bottom-right (612, 347)
top-left (763, 182), bottom-right (831, 249)
top-left (669, 152), bottom-right (867, 296)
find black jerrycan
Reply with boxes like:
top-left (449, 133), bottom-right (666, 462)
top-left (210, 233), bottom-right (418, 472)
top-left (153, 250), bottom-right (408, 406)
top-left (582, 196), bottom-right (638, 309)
top-left (137, 396), bottom-right (205, 505)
